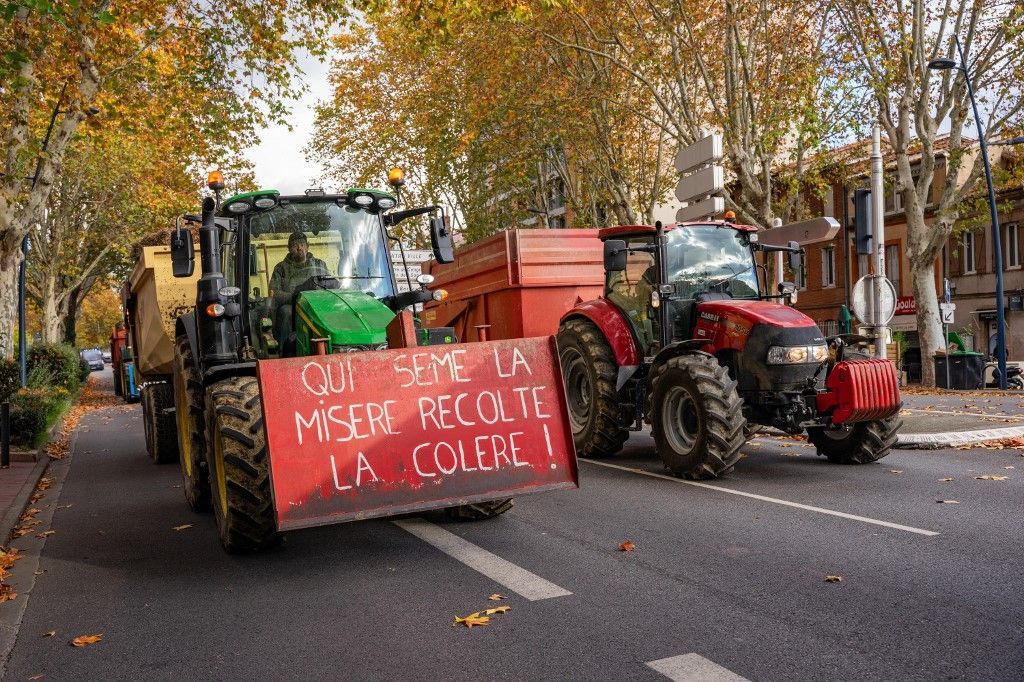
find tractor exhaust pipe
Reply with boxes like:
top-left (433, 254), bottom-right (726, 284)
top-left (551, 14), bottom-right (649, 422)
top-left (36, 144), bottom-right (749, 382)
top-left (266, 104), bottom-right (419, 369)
top-left (195, 196), bottom-right (235, 363)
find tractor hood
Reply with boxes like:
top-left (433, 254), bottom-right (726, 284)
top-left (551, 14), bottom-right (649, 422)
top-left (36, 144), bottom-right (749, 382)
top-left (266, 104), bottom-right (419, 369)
top-left (696, 299), bottom-right (818, 330)
top-left (295, 289), bottom-right (395, 348)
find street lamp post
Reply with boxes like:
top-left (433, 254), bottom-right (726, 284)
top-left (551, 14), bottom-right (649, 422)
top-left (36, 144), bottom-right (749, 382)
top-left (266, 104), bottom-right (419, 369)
top-left (929, 36), bottom-right (1008, 389)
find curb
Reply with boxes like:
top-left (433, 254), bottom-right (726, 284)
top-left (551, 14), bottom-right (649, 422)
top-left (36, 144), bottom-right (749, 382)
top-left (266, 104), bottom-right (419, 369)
top-left (897, 424), bottom-right (1024, 449)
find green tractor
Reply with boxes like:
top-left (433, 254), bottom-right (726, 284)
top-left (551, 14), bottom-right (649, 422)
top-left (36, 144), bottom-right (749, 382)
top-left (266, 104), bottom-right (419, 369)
top-left (168, 172), bottom-right (516, 551)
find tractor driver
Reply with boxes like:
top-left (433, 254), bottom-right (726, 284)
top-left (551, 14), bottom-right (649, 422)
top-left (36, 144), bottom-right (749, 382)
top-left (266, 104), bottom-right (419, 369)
top-left (269, 231), bottom-right (329, 346)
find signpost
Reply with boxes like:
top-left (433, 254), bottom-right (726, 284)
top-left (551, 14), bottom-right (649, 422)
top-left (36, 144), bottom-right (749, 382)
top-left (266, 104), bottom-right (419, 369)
top-left (674, 133), bottom-right (724, 223)
top-left (257, 337), bottom-right (579, 531)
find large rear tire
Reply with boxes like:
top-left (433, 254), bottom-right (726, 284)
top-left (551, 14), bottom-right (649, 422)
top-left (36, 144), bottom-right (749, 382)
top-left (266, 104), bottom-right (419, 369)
top-left (205, 376), bottom-right (279, 553)
top-left (650, 353), bottom-right (746, 479)
top-left (807, 415), bottom-right (901, 464)
top-left (143, 383), bottom-right (179, 464)
top-left (174, 336), bottom-right (211, 512)
top-left (556, 318), bottom-right (629, 458)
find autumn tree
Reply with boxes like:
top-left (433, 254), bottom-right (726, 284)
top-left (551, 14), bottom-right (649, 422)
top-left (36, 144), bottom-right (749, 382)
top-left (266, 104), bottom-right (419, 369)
top-left (75, 282), bottom-right (121, 349)
top-left (311, 4), bottom-right (670, 243)
top-left (0, 0), bottom-right (349, 358)
top-left (832, 0), bottom-right (1024, 385)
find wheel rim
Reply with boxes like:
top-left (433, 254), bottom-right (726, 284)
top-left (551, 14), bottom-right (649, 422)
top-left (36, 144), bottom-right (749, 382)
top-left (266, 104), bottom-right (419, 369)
top-left (662, 385), bottom-right (700, 453)
top-left (821, 425), bottom-right (852, 441)
top-left (561, 347), bottom-right (592, 434)
top-left (176, 371), bottom-right (193, 478)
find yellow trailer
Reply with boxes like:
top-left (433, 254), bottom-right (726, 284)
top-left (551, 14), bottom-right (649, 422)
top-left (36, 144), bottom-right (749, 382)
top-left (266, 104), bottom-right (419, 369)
top-left (124, 242), bottom-right (201, 464)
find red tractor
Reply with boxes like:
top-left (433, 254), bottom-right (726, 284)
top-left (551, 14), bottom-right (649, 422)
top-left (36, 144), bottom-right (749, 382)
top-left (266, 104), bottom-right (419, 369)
top-left (556, 218), bottom-right (902, 478)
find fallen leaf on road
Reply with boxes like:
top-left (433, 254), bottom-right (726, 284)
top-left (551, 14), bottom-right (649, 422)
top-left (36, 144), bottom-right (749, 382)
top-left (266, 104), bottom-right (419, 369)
top-left (825, 575), bottom-right (843, 583)
top-left (938, 478), bottom-right (954, 482)
top-left (71, 634), bottom-right (103, 647)
top-left (618, 540), bottom-right (636, 552)
top-left (888, 470), bottom-right (904, 474)
top-left (172, 524), bottom-right (193, 531)
top-left (488, 594), bottom-right (505, 601)
top-left (28, 675), bottom-right (43, 680)
top-left (975, 475), bottom-right (1008, 481)
top-left (483, 606), bottom-right (511, 615)
top-left (12, 528), bottom-right (32, 539)
top-left (0, 584), bottom-right (16, 602)
top-left (937, 499), bottom-right (960, 504)
top-left (43, 630), bottom-right (55, 637)
top-left (35, 530), bottom-right (56, 538)
top-left (56, 504), bottom-right (72, 510)
top-left (1004, 466), bottom-right (1015, 469)
top-left (453, 613), bottom-right (490, 628)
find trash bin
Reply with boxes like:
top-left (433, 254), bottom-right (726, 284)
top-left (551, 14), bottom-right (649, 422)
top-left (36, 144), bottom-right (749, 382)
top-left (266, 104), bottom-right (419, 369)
top-left (934, 352), bottom-right (985, 390)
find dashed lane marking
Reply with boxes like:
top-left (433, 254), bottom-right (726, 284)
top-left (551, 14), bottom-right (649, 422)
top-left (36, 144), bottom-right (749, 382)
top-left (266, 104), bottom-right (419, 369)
top-left (647, 653), bottom-right (749, 681)
top-left (582, 460), bottom-right (940, 537)
top-left (393, 518), bottom-right (573, 601)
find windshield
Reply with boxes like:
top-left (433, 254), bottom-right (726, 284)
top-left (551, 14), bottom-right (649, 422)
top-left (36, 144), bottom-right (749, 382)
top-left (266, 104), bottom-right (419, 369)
top-left (665, 226), bottom-right (758, 299)
top-left (248, 201), bottom-right (395, 299)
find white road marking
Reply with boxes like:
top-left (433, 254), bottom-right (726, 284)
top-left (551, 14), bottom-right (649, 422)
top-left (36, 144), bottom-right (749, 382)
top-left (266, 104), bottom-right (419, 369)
top-left (582, 460), bottom-right (940, 537)
top-left (647, 653), bottom-right (749, 681)
top-left (393, 518), bottom-right (572, 601)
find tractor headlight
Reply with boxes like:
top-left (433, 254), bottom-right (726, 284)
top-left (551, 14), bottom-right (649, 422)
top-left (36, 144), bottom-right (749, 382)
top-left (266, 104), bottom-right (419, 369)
top-left (377, 197), bottom-right (396, 210)
top-left (227, 202), bottom-right (250, 213)
top-left (767, 344), bottom-right (828, 365)
top-left (352, 194), bottom-right (374, 207)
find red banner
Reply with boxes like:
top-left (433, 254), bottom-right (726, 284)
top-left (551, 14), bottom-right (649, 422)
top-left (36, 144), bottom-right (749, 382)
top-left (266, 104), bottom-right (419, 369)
top-left (257, 337), bottom-right (579, 531)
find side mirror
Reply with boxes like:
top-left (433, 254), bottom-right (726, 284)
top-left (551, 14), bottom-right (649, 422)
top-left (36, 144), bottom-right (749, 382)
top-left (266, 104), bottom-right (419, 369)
top-left (787, 240), bottom-right (803, 272)
top-left (170, 225), bottom-right (195, 278)
top-left (779, 281), bottom-right (798, 305)
top-left (430, 214), bottom-right (455, 264)
top-left (604, 239), bottom-right (627, 272)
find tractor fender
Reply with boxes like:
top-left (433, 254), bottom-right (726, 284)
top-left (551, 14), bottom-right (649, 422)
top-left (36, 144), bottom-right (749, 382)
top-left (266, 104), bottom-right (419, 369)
top-left (204, 361), bottom-right (258, 387)
top-left (561, 298), bottom-right (641, 390)
top-left (651, 340), bottom-right (713, 369)
top-left (175, 314), bottom-right (199, 367)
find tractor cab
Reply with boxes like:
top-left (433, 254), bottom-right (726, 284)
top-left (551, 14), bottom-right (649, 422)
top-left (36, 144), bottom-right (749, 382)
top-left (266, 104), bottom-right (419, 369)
top-left (600, 221), bottom-right (762, 356)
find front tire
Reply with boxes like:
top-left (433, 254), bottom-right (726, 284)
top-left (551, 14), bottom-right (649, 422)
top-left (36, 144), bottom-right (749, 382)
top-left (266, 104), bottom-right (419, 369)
top-left (807, 415), bottom-right (901, 464)
top-left (556, 318), bottom-right (629, 457)
top-left (650, 353), bottom-right (746, 479)
top-left (174, 336), bottom-right (211, 512)
top-left (205, 376), bottom-right (279, 553)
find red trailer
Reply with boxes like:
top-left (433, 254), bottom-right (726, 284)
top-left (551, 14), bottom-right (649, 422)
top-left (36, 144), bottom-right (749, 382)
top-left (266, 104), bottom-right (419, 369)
top-left (423, 229), bottom-right (604, 342)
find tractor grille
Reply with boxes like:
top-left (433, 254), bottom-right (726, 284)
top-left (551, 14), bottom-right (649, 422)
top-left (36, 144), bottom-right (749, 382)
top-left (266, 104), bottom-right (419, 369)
top-left (816, 359), bottom-right (901, 424)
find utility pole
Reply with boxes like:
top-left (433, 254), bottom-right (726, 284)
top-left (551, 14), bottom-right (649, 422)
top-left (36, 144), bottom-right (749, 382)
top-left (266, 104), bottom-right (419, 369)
top-left (870, 126), bottom-right (888, 359)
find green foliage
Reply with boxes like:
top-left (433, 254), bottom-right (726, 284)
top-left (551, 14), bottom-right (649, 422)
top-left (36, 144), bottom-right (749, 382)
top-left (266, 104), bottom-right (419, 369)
top-left (8, 386), bottom-right (68, 447)
top-left (77, 356), bottom-right (90, 383)
top-left (0, 359), bottom-right (19, 403)
top-left (27, 343), bottom-right (81, 392)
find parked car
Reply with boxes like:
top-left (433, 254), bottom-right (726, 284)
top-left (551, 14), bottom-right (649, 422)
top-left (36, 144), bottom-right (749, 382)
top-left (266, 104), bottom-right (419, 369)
top-left (102, 350), bottom-right (112, 363)
top-left (81, 348), bottom-right (104, 371)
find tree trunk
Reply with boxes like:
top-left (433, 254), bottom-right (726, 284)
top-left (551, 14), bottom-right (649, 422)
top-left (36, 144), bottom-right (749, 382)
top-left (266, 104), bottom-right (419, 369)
top-left (63, 287), bottom-right (80, 347)
top-left (911, 258), bottom-right (943, 387)
top-left (41, 294), bottom-right (65, 344)
top-left (0, 252), bottom-right (19, 359)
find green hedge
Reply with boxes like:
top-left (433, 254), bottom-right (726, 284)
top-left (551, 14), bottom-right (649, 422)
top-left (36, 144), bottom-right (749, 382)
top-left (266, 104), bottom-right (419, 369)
top-left (8, 386), bottom-right (70, 447)
top-left (77, 357), bottom-right (91, 383)
top-left (27, 343), bottom-right (81, 392)
top-left (0, 359), bottom-right (18, 404)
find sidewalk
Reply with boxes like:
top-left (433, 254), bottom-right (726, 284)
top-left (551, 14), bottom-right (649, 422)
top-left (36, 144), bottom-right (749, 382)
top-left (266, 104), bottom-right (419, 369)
top-left (897, 389), bottom-right (1024, 448)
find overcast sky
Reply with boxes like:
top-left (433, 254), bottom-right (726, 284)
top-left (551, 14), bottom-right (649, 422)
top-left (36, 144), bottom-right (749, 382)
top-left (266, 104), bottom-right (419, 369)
top-left (242, 53), bottom-right (334, 195)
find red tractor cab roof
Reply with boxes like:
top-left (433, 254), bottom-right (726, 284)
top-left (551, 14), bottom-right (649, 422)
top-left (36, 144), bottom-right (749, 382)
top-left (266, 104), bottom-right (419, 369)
top-left (597, 221), bottom-right (759, 241)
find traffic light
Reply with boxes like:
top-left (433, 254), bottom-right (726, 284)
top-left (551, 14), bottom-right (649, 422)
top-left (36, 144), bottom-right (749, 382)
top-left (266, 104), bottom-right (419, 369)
top-left (853, 188), bottom-right (873, 256)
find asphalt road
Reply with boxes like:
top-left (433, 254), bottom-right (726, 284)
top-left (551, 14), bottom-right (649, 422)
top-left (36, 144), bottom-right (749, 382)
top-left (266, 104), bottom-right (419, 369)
top-left (3, 373), bottom-right (1022, 681)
